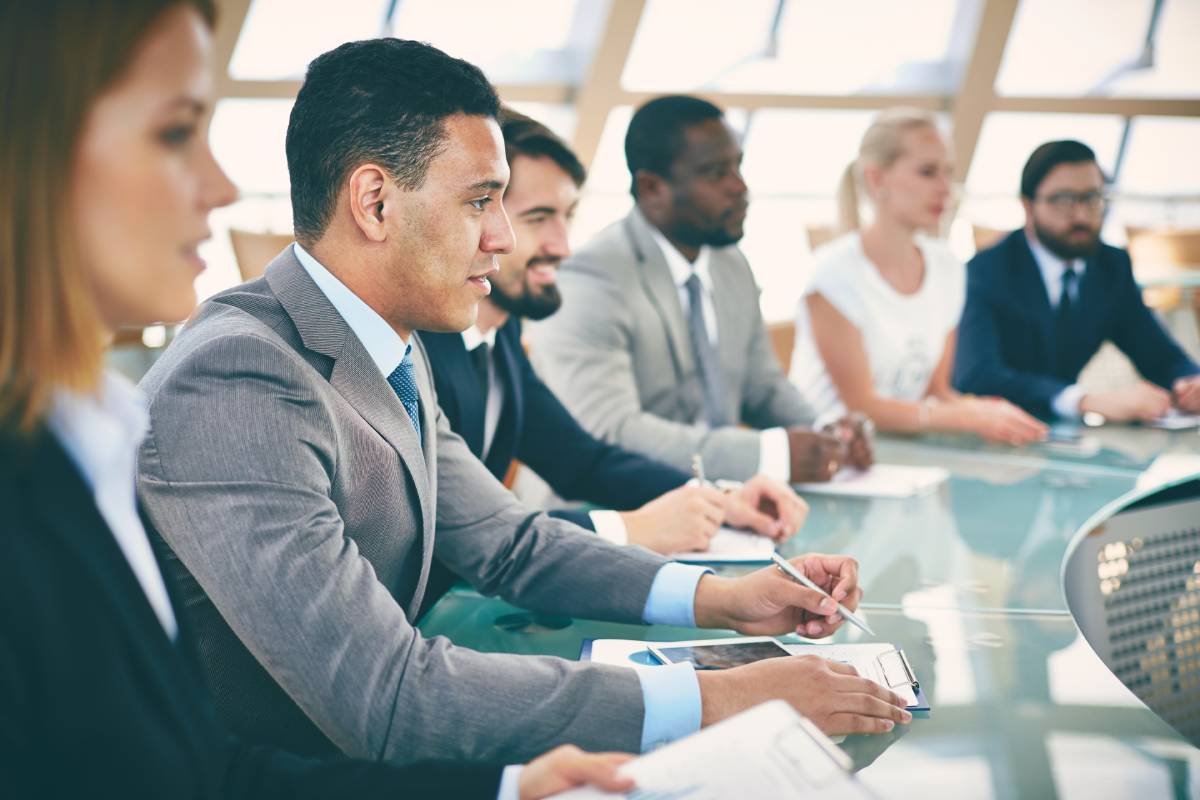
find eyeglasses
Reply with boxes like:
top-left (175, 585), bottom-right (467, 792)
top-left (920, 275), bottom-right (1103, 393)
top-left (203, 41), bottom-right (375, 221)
top-left (1036, 190), bottom-right (1109, 214)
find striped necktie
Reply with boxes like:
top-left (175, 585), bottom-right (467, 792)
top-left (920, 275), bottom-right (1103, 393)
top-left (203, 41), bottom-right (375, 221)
top-left (684, 273), bottom-right (730, 427)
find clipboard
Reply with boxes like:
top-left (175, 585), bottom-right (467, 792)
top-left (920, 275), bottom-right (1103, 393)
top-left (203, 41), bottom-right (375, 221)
top-left (873, 647), bottom-right (930, 713)
top-left (580, 638), bottom-right (931, 713)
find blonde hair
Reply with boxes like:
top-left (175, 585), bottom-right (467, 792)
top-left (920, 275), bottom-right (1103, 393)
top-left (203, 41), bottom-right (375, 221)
top-left (836, 108), bottom-right (939, 234)
top-left (0, 1), bottom-right (214, 433)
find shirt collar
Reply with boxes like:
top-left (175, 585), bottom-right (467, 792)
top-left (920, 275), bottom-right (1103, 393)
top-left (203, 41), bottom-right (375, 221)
top-left (460, 324), bottom-right (497, 352)
top-left (642, 210), bottom-right (714, 294)
top-left (293, 243), bottom-right (411, 376)
top-left (47, 370), bottom-right (148, 493)
top-left (1026, 231), bottom-right (1086, 288)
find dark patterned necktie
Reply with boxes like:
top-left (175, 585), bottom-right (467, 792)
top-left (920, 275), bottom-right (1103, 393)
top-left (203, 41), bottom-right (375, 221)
top-left (1054, 266), bottom-right (1078, 376)
top-left (469, 342), bottom-right (491, 402)
top-left (387, 351), bottom-right (421, 440)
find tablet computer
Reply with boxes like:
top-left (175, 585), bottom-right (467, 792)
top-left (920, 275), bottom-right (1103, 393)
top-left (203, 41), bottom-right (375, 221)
top-left (647, 637), bottom-right (791, 670)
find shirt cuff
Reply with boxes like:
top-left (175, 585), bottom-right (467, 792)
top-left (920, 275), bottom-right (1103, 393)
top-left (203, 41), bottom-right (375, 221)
top-left (758, 427), bottom-right (790, 482)
top-left (496, 765), bottom-right (523, 800)
top-left (590, 510), bottom-right (628, 545)
top-left (1053, 384), bottom-right (1086, 419)
top-left (636, 660), bottom-right (702, 752)
top-left (642, 563), bottom-right (711, 627)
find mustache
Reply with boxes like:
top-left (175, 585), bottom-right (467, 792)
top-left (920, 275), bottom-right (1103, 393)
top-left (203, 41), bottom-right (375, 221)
top-left (526, 256), bottom-right (562, 269)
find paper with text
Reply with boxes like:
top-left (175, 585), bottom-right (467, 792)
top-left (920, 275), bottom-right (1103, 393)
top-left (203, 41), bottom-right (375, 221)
top-left (550, 700), bottom-right (873, 799)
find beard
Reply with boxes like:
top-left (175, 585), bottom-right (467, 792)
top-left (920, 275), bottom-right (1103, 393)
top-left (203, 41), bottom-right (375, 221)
top-left (672, 218), bottom-right (745, 250)
top-left (1033, 219), bottom-right (1100, 261)
top-left (489, 261), bottom-right (563, 321)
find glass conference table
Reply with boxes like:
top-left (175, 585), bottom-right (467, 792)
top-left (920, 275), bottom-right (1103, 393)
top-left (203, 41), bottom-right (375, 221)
top-left (419, 428), bottom-right (1200, 799)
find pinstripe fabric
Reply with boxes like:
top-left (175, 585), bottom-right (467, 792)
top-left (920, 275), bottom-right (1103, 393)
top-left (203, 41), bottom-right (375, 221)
top-left (136, 246), bottom-right (667, 765)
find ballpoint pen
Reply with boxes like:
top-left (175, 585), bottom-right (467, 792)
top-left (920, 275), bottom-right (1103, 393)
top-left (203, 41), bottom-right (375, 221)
top-left (770, 552), bottom-right (875, 637)
top-left (691, 453), bottom-right (708, 486)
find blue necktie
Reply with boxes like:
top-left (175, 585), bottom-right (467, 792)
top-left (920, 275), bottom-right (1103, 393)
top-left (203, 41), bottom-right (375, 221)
top-left (684, 273), bottom-right (730, 427)
top-left (387, 353), bottom-right (421, 441)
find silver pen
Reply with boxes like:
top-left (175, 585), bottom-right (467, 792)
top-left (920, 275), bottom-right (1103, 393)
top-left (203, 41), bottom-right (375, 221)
top-left (770, 552), bottom-right (875, 637)
top-left (691, 453), bottom-right (708, 486)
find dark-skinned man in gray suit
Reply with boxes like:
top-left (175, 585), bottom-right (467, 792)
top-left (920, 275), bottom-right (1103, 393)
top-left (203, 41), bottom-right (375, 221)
top-left (529, 96), bottom-right (875, 484)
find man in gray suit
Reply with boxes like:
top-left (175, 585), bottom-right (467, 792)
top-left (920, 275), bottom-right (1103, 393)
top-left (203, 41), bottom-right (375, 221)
top-left (529, 96), bottom-right (873, 483)
top-left (137, 41), bottom-right (910, 768)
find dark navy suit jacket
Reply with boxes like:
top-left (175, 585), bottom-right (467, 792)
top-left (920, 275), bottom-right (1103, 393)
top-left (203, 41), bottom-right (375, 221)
top-left (0, 429), bottom-right (501, 798)
top-left (421, 316), bottom-right (690, 531)
top-left (953, 229), bottom-right (1198, 418)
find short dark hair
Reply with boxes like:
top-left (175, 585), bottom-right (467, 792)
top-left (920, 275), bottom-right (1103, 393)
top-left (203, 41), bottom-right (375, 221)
top-left (1020, 140), bottom-right (1101, 199)
top-left (286, 38), bottom-right (500, 244)
top-left (624, 95), bottom-right (724, 198)
top-left (498, 107), bottom-right (586, 189)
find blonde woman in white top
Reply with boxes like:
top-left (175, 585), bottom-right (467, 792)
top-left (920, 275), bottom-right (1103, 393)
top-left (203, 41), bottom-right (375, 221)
top-left (789, 109), bottom-right (1047, 444)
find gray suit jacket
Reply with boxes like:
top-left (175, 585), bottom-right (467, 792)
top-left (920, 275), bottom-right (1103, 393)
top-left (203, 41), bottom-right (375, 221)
top-left (529, 208), bottom-right (814, 480)
top-left (136, 247), bottom-right (666, 765)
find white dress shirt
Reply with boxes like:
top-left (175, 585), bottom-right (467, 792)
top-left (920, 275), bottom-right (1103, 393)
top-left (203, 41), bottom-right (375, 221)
top-left (48, 370), bottom-right (179, 640)
top-left (644, 221), bottom-right (790, 482)
top-left (1026, 234), bottom-right (1088, 418)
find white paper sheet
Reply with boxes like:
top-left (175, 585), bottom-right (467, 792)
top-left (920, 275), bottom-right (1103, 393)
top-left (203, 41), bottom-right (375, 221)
top-left (1146, 410), bottom-right (1200, 430)
top-left (670, 526), bottom-right (776, 563)
top-left (550, 700), bottom-right (874, 799)
top-left (794, 463), bottom-right (948, 498)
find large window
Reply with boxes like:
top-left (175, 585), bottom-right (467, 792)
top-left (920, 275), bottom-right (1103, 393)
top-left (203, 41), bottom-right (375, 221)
top-left (623, 0), bottom-right (980, 95)
top-left (199, 0), bottom-right (1200, 318)
top-left (996, 0), bottom-right (1200, 98)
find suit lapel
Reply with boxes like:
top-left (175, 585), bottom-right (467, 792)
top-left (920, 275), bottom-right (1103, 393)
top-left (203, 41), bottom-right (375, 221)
top-left (1076, 250), bottom-right (1106, 354)
top-left (624, 212), bottom-right (696, 382)
top-left (28, 434), bottom-right (209, 761)
top-left (488, 323), bottom-right (523, 475)
top-left (428, 333), bottom-right (487, 454)
top-left (405, 339), bottom-right (440, 611)
top-left (265, 250), bottom-right (433, 541)
top-left (1013, 232), bottom-right (1057, 370)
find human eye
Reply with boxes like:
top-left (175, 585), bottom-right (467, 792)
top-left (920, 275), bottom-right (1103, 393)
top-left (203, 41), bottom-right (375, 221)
top-left (1045, 192), bottom-right (1073, 209)
top-left (468, 196), bottom-right (493, 212)
top-left (158, 123), bottom-right (197, 148)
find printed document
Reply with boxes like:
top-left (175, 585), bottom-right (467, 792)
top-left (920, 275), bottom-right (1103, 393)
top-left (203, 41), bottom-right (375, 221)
top-left (550, 700), bottom-right (874, 799)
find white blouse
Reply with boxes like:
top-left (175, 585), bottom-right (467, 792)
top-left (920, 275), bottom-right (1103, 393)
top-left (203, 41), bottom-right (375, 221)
top-left (789, 231), bottom-right (966, 420)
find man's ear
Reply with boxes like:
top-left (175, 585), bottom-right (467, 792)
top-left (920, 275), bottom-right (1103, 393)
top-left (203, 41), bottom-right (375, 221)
top-left (348, 164), bottom-right (391, 243)
top-left (635, 170), bottom-right (669, 211)
top-left (1019, 196), bottom-right (1035, 227)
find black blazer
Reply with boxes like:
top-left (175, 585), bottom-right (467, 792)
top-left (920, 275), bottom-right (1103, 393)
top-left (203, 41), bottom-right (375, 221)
top-left (421, 316), bottom-right (690, 529)
top-left (953, 229), bottom-right (1199, 417)
top-left (0, 429), bottom-right (501, 799)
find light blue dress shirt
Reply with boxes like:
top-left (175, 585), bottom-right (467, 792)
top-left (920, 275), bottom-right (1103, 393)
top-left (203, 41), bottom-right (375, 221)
top-left (292, 244), bottom-right (710, 764)
top-left (1026, 235), bottom-right (1088, 419)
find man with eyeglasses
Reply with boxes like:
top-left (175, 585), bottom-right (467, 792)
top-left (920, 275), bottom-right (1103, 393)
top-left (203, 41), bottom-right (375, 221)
top-left (954, 139), bottom-right (1200, 421)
